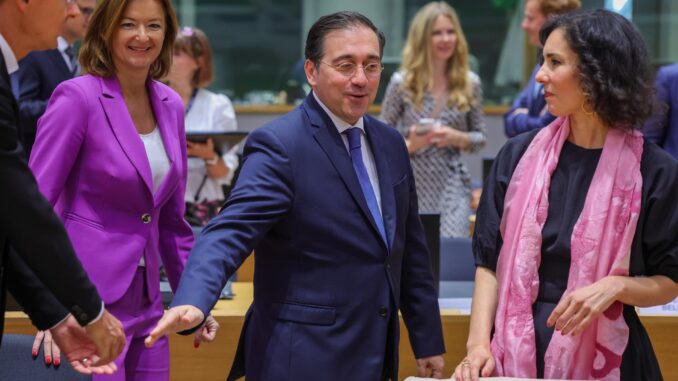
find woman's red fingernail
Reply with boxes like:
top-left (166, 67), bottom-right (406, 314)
top-left (194, 342), bottom-right (200, 349)
top-left (45, 356), bottom-right (52, 365)
top-left (32, 350), bottom-right (37, 358)
top-left (54, 358), bottom-right (60, 366)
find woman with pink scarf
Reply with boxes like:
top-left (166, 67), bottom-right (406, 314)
top-left (455, 9), bottom-right (678, 381)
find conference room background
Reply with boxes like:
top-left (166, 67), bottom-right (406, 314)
top-left (170, 0), bottom-right (678, 106)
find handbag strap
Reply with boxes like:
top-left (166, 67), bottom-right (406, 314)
top-left (193, 174), bottom-right (209, 202)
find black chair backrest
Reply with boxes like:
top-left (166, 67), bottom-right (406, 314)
top-left (0, 334), bottom-right (91, 381)
top-left (439, 237), bottom-right (475, 281)
top-left (419, 213), bottom-right (440, 294)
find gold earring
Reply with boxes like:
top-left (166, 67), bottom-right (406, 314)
top-left (580, 99), bottom-right (595, 116)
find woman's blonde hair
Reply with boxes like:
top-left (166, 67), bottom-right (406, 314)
top-left (401, 1), bottom-right (472, 112)
top-left (79, 0), bottom-right (178, 79)
top-left (174, 26), bottom-right (214, 88)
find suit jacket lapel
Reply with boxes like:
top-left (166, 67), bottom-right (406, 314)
top-left (303, 95), bottom-right (388, 251)
top-left (0, 54), bottom-right (20, 138)
top-left (148, 80), bottom-right (178, 207)
top-left (0, 53), bottom-right (11, 91)
top-left (365, 118), bottom-right (395, 251)
top-left (47, 50), bottom-right (73, 80)
top-left (98, 75), bottom-right (154, 194)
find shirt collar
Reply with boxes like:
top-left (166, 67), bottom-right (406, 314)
top-left (312, 91), bottom-right (365, 135)
top-left (57, 36), bottom-right (70, 53)
top-left (0, 33), bottom-right (19, 75)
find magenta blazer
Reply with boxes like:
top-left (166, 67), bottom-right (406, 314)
top-left (29, 75), bottom-right (194, 304)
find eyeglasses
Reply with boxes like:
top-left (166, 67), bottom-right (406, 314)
top-left (79, 5), bottom-right (95, 17)
top-left (319, 61), bottom-right (384, 78)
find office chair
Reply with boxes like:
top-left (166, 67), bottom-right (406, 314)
top-left (439, 237), bottom-right (475, 281)
top-left (0, 334), bottom-right (91, 381)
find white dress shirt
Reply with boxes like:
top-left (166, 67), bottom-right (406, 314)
top-left (0, 33), bottom-right (19, 75)
top-left (313, 92), bottom-right (382, 213)
top-left (57, 36), bottom-right (78, 74)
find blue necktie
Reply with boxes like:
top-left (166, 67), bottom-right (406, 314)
top-left (344, 127), bottom-right (387, 246)
top-left (64, 46), bottom-right (78, 76)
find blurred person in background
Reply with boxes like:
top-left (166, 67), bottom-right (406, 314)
top-left (456, 10), bottom-right (678, 381)
top-left (503, 0), bottom-right (580, 137)
top-left (643, 62), bottom-right (678, 160)
top-left (381, 1), bottom-right (486, 238)
top-left (166, 26), bottom-right (239, 230)
top-left (15, 0), bottom-right (96, 157)
top-left (28, 0), bottom-right (218, 379)
top-left (166, 25), bottom-right (239, 299)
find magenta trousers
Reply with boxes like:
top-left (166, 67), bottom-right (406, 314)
top-left (93, 267), bottom-right (169, 381)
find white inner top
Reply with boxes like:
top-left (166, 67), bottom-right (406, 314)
top-left (139, 126), bottom-right (170, 267)
top-left (140, 127), bottom-right (170, 193)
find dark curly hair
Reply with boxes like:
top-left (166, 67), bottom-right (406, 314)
top-left (539, 9), bottom-right (656, 129)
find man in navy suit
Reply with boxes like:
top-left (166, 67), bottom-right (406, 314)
top-left (14, 0), bottom-right (94, 157)
top-left (147, 11), bottom-right (446, 381)
top-left (643, 62), bottom-right (678, 160)
top-left (503, 0), bottom-right (580, 137)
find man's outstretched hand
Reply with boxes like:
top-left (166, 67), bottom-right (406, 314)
top-left (145, 305), bottom-right (205, 348)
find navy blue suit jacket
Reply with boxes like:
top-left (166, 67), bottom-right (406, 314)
top-left (172, 94), bottom-right (445, 380)
top-left (16, 49), bottom-right (74, 157)
top-left (503, 64), bottom-right (555, 137)
top-left (643, 63), bottom-right (678, 160)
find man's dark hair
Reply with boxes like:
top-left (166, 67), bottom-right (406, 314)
top-left (304, 11), bottom-right (386, 65)
top-left (540, 9), bottom-right (656, 129)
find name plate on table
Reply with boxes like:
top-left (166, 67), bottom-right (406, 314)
top-left (639, 297), bottom-right (678, 315)
top-left (438, 297), bottom-right (472, 314)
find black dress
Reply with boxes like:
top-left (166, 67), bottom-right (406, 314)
top-left (474, 129), bottom-right (678, 380)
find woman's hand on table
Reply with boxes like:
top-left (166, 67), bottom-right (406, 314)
top-left (453, 344), bottom-right (494, 381)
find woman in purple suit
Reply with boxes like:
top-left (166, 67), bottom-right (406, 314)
top-left (28, 0), bottom-right (218, 379)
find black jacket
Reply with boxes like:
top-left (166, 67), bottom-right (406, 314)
top-left (0, 49), bottom-right (101, 346)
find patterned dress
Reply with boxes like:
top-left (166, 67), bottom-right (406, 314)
top-left (380, 71), bottom-right (486, 238)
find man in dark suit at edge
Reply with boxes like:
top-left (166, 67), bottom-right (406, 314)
top-left (147, 11), bottom-right (446, 380)
top-left (0, 0), bottom-right (124, 373)
top-left (15, 0), bottom-right (95, 157)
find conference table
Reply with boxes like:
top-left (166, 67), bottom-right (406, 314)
top-left (5, 282), bottom-right (678, 380)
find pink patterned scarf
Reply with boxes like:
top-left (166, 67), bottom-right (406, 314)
top-left (491, 116), bottom-right (643, 380)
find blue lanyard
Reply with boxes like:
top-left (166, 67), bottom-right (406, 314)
top-left (185, 89), bottom-right (198, 115)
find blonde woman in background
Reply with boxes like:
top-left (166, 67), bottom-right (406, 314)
top-left (380, 1), bottom-right (486, 238)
